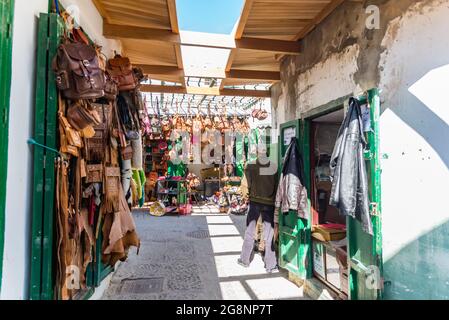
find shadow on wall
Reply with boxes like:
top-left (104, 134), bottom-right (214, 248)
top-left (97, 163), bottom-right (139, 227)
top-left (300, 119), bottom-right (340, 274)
top-left (383, 219), bottom-right (449, 300)
top-left (381, 63), bottom-right (449, 300)
top-left (381, 63), bottom-right (449, 170)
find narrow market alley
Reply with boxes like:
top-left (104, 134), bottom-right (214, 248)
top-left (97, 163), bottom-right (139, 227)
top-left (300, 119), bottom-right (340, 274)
top-left (102, 206), bottom-right (308, 300)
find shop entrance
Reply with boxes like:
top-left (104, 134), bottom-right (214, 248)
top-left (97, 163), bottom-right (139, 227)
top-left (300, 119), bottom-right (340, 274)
top-left (278, 90), bottom-right (384, 300)
top-left (309, 91), bottom-right (383, 300)
top-left (309, 108), bottom-right (348, 298)
top-left (0, 0), bottom-right (14, 291)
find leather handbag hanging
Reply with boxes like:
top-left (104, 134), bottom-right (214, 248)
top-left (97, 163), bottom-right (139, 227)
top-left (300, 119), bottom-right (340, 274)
top-left (85, 103), bottom-right (110, 161)
top-left (58, 94), bottom-right (81, 157)
top-left (53, 42), bottom-right (105, 100)
top-left (85, 164), bottom-right (103, 183)
top-left (105, 166), bottom-right (121, 211)
top-left (107, 55), bottom-right (138, 91)
top-left (59, 113), bottom-right (82, 149)
top-left (104, 71), bottom-right (119, 101)
top-left (67, 100), bottom-right (101, 131)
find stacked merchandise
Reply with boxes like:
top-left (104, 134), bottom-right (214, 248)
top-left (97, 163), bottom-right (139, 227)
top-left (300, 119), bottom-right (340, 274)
top-left (52, 24), bottom-right (149, 299)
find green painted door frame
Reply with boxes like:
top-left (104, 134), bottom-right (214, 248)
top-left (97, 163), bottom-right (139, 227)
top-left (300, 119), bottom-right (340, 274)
top-left (0, 0), bottom-right (14, 293)
top-left (346, 89), bottom-right (383, 300)
top-left (279, 89), bottom-right (383, 300)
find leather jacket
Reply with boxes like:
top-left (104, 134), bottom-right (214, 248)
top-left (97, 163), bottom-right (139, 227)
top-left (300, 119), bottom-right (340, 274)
top-left (275, 138), bottom-right (309, 223)
top-left (329, 97), bottom-right (373, 235)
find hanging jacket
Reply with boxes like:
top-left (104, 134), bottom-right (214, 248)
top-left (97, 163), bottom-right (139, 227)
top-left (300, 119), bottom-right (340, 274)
top-left (242, 159), bottom-right (279, 207)
top-left (275, 138), bottom-right (309, 223)
top-left (329, 97), bottom-right (373, 235)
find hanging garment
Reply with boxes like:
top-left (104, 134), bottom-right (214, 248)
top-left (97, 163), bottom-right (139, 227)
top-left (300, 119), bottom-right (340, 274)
top-left (102, 186), bottom-right (140, 266)
top-left (243, 159), bottom-right (278, 207)
top-left (274, 138), bottom-right (309, 224)
top-left (329, 97), bottom-right (372, 235)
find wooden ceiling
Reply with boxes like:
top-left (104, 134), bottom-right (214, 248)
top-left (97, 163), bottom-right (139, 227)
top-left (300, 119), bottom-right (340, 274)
top-left (94, 0), bottom-right (346, 96)
top-left (93, 0), bottom-right (184, 84)
top-left (221, 0), bottom-right (346, 88)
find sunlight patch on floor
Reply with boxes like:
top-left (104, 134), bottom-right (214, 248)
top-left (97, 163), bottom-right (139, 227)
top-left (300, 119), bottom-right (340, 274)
top-left (245, 277), bottom-right (305, 300)
top-left (210, 236), bottom-right (244, 254)
top-left (214, 254), bottom-right (268, 278)
top-left (206, 216), bottom-right (234, 224)
top-left (208, 224), bottom-right (241, 237)
top-left (219, 281), bottom-right (252, 300)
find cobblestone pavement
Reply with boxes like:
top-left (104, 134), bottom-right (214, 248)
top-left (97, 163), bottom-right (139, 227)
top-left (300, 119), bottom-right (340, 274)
top-left (102, 205), bottom-right (309, 300)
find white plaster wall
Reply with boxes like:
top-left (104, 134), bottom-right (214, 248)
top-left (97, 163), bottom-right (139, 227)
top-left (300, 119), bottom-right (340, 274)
top-left (272, 0), bottom-right (449, 299)
top-left (273, 45), bottom-right (361, 131)
top-left (378, 1), bottom-right (449, 298)
top-left (295, 45), bottom-right (362, 117)
top-left (1, 0), bottom-right (121, 300)
top-left (1, 0), bottom-right (48, 300)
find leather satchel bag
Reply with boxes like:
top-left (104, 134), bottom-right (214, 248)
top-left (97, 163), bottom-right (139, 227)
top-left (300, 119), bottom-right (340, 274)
top-left (59, 113), bottom-right (82, 148)
top-left (67, 101), bottom-right (101, 131)
top-left (105, 166), bottom-right (121, 211)
top-left (53, 42), bottom-right (105, 100)
top-left (107, 55), bottom-right (138, 91)
top-left (86, 164), bottom-right (103, 183)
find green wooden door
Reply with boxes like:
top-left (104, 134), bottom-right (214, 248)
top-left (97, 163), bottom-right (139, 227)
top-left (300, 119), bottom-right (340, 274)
top-left (0, 0), bottom-right (14, 292)
top-left (347, 89), bottom-right (383, 300)
top-left (278, 120), bottom-right (312, 279)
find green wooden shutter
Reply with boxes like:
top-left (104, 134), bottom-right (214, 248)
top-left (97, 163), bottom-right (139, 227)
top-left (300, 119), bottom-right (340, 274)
top-left (0, 0), bottom-right (14, 292)
top-left (30, 13), bottom-right (64, 300)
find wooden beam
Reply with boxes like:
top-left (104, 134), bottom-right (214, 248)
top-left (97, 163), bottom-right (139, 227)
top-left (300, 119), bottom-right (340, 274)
top-left (174, 45), bottom-right (184, 69)
top-left (226, 0), bottom-right (255, 80)
top-left (140, 85), bottom-right (271, 98)
top-left (103, 23), bottom-right (300, 55)
top-left (103, 22), bottom-right (180, 42)
top-left (235, 0), bottom-right (255, 39)
top-left (166, 0), bottom-right (179, 34)
top-left (226, 69), bottom-right (280, 81)
top-left (137, 64), bottom-right (278, 81)
top-left (236, 37), bottom-right (300, 54)
top-left (135, 65), bottom-right (184, 77)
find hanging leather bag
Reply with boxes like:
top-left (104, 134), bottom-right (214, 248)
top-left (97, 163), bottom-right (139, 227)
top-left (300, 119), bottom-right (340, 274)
top-left (53, 42), bottom-right (105, 100)
top-left (107, 55), bottom-right (138, 91)
top-left (67, 100), bottom-right (101, 131)
top-left (104, 71), bottom-right (119, 101)
top-left (86, 164), bottom-right (103, 183)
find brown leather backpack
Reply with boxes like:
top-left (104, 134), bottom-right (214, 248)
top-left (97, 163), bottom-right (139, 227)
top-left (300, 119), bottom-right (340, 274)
top-left (107, 55), bottom-right (138, 91)
top-left (53, 42), bottom-right (105, 100)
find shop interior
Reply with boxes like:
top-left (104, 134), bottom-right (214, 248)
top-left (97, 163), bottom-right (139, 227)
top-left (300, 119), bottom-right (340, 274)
top-left (142, 89), bottom-right (273, 217)
top-left (309, 108), bottom-right (349, 299)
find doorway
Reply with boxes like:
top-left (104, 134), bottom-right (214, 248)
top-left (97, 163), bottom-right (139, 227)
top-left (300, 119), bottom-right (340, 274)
top-left (309, 108), bottom-right (348, 299)
top-left (0, 0), bottom-right (14, 291)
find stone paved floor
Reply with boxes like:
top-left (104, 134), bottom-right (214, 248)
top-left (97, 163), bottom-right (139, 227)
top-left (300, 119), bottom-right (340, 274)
top-left (102, 205), bottom-right (309, 300)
